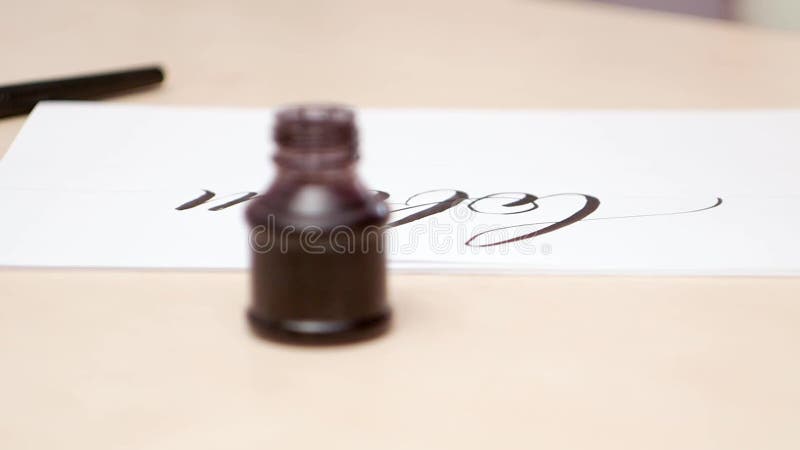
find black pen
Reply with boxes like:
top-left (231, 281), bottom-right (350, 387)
top-left (0, 66), bottom-right (165, 119)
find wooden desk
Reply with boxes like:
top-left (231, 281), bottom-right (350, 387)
top-left (2, 1), bottom-right (799, 448)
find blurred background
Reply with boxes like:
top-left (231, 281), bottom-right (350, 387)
top-left (590, 0), bottom-right (800, 29)
top-left (2, 0), bottom-right (800, 120)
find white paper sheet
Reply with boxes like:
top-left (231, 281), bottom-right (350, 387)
top-left (1, 101), bottom-right (799, 275)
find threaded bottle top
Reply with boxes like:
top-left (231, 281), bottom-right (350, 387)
top-left (273, 105), bottom-right (358, 170)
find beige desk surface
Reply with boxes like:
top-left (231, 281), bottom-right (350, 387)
top-left (2, 1), bottom-right (800, 449)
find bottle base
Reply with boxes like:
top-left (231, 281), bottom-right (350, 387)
top-left (247, 310), bottom-right (391, 345)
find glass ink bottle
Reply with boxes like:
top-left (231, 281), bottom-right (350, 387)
top-left (245, 105), bottom-right (391, 344)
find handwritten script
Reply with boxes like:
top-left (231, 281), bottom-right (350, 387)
top-left (176, 189), bottom-right (723, 248)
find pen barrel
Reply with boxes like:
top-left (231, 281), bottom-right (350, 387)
top-left (0, 67), bottom-right (164, 119)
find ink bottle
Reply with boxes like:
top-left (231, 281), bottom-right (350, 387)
top-left (245, 105), bottom-right (391, 344)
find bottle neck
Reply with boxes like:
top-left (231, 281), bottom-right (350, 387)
top-left (274, 162), bottom-right (357, 183)
top-left (273, 144), bottom-right (357, 181)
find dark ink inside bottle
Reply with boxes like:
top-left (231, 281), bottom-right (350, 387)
top-left (246, 105), bottom-right (391, 344)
